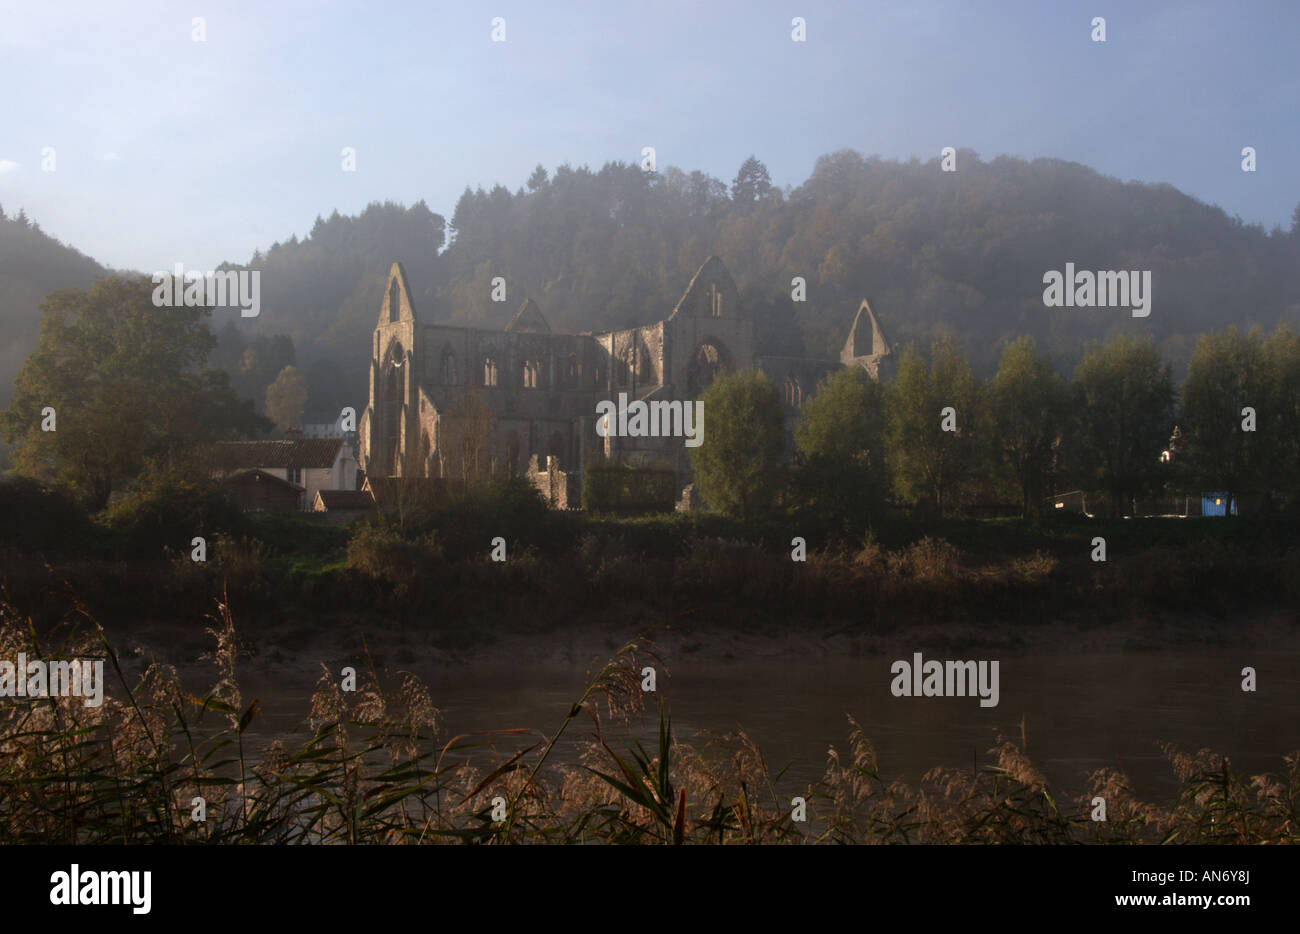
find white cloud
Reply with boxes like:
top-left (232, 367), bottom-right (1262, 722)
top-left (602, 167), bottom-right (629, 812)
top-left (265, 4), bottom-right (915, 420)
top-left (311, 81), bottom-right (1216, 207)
top-left (0, 160), bottom-right (20, 173)
top-left (102, 152), bottom-right (120, 162)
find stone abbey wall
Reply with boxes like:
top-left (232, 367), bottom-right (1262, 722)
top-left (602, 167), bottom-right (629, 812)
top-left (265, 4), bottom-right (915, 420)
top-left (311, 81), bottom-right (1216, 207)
top-left (360, 257), bottom-right (892, 500)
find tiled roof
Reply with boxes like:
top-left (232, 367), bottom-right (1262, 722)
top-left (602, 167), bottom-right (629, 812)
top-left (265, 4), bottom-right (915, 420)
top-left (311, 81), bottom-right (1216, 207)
top-left (210, 439), bottom-right (345, 471)
top-left (315, 490), bottom-right (375, 510)
top-left (222, 468), bottom-right (304, 491)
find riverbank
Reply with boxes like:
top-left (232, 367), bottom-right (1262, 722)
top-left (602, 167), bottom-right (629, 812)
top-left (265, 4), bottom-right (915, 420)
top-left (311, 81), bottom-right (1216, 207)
top-left (4, 534), bottom-right (1298, 844)
top-left (105, 603), bottom-right (1300, 683)
top-left (4, 512), bottom-right (1297, 678)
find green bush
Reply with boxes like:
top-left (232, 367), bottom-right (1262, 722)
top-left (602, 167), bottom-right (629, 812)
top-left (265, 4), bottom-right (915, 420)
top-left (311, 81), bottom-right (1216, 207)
top-left (104, 477), bottom-right (248, 557)
top-left (245, 510), bottom-right (351, 557)
top-left (347, 523), bottom-right (440, 588)
top-left (0, 475), bottom-right (96, 553)
top-left (582, 459), bottom-right (677, 515)
top-left (358, 474), bottom-right (564, 562)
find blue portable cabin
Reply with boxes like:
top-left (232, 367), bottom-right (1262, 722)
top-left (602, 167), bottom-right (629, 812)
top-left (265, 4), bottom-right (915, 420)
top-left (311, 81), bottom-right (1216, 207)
top-left (1201, 493), bottom-right (1237, 517)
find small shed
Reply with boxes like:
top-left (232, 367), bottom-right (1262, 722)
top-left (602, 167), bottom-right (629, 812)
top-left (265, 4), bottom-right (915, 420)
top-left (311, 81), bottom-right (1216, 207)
top-left (1201, 492), bottom-right (1238, 517)
top-left (223, 469), bottom-right (303, 512)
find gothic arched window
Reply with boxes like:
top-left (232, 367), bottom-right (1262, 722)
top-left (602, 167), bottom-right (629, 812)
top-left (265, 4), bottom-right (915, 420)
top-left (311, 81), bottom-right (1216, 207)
top-left (706, 283), bottom-right (722, 317)
top-left (688, 342), bottom-right (725, 394)
top-left (784, 375), bottom-right (802, 408)
top-left (382, 365), bottom-right (401, 469)
top-left (505, 433), bottom-right (520, 476)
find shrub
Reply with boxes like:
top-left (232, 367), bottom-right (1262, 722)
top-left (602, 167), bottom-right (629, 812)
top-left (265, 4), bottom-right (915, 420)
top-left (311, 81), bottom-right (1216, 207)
top-left (582, 458), bottom-right (677, 515)
top-left (104, 476), bottom-right (248, 557)
top-left (347, 523), bottom-right (440, 581)
top-left (889, 537), bottom-right (961, 581)
top-left (417, 474), bottom-right (561, 560)
top-left (0, 475), bottom-right (95, 553)
top-left (245, 511), bottom-right (351, 557)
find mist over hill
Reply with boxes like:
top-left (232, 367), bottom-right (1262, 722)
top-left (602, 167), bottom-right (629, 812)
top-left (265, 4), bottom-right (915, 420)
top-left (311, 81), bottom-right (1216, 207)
top-left (229, 149), bottom-right (1300, 408)
top-left (5, 149), bottom-right (1299, 418)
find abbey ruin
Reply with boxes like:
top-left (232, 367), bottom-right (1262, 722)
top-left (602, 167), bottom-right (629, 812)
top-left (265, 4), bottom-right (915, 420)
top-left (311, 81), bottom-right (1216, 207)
top-left (358, 257), bottom-right (892, 504)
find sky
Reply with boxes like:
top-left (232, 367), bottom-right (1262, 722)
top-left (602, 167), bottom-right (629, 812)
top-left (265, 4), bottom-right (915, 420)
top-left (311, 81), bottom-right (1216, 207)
top-left (1, 0), bottom-right (1296, 273)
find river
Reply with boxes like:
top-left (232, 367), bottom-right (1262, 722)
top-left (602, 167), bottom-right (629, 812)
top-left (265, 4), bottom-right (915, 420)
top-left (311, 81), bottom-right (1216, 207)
top-left (232, 650), bottom-right (1300, 801)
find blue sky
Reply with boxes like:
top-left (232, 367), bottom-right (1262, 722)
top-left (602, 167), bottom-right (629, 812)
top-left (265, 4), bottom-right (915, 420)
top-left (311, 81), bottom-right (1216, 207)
top-left (1, 0), bottom-right (1296, 272)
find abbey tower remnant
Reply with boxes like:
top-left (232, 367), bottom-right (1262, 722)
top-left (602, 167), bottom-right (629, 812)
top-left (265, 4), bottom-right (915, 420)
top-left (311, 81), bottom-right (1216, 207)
top-left (359, 257), bottom-right (891, 499)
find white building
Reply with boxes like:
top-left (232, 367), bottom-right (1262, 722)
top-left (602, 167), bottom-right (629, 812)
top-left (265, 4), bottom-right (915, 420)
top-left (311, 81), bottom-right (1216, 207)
top-left (210, 438), bottom-right (359, 510)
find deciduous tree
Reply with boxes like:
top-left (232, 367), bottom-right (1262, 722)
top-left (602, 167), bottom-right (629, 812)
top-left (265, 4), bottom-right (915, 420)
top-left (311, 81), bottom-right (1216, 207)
top-left (987, 336), bottom-right (1068, 517)
top-left (689, 369), bottom-right (785, 520)
top-left (265, 364), bottom-right (308, 432)
top-left (1179, 328), bottom-right (1264, 513)
top-left (1, 275), bottom-right (265, 509)
top-left (794, 366), bottom-right (887, 529)
top-left (1071, 335), bottom-right (1174, 517)
top-left (885, 336), bottom-right (978, 518)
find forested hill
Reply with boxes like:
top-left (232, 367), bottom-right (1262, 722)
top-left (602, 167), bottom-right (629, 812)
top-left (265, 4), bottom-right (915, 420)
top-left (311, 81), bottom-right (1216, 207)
top-left (226, 199), bottom-right (448, 374)
top-left (5, 150), bottom-right (1300, 415)
top-left (0, 207), bottom-right (107, 404)
top-left (232, 149), bottom-right (1300, 394)
top-left (437, 150), bottom-right (1300, 370)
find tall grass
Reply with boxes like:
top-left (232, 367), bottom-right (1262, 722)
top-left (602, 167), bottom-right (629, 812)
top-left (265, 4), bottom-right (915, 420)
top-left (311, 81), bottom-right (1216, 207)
top-left (1, 595), bottom-right (1296, 844)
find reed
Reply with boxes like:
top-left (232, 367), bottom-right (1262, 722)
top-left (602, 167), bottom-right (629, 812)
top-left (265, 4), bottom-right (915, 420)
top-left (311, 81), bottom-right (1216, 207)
top-left (1, 594), bottom-right (1295, 845)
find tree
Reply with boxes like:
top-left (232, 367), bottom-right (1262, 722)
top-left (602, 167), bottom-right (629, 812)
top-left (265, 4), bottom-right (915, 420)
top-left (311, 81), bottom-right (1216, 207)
top-left (216, 329), bottom-right (298, 404)
top-left (885, 336), bottom-right (979, 518)
top-left (986, 336), bottom-right (1068, 517)
top-left (1179, 328), bottom-right (1264, 513)
top-left (794, 366), bottom-right (887, 530)
top-left (1258, 323), bottom-right (1300, 503)
top-left (687, 170), bottom-right (729, 217)
top-left (730, 155), bottom-right (772, 206)
top-left (264, 364), bottom-right (308, 432)
top-left (527, 164), bottom-right (549, 191)
top-left (1071, 335), bottom-right (1174, 517)
top-left (1, 275), bottom-right (265, 509)
top-left (688, 369), bottom-right (785, 520)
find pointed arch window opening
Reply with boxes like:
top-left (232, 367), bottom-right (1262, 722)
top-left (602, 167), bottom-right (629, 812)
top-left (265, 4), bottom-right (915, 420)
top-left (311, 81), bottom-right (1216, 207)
top-left (784, 375), bottom-right (802, 408)
top-left (707, 283), bottom-right (723, 317)
top-left (689, 342), bottom-right (724, 395)
top-left (382, 364), bottom-right (402, 471)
